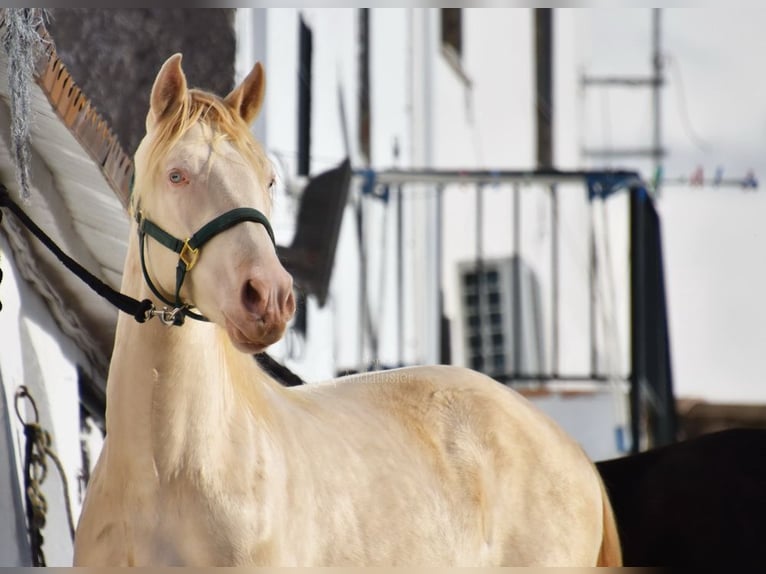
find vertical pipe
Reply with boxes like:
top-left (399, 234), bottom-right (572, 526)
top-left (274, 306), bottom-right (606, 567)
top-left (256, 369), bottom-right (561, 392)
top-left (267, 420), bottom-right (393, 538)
top-left (357, 8), bottom-right (372, 370)
top-left (512, 183), bottom-right (522, 376)
top-left (396, 184), bottom-right (404, 365)
top-left (475, 183), bottom-right (484, 371)
top-left (551, 186), bottom-right (559, 377)
top-left (652, 8), bottom-right (663, 175)
top-left (436, 185), bottom-right (450, 364)
top-left (297, 14), bottom-right (312, 177)
top-left (534, 9), bottom-right (554, 168)
top-left (630, 185), bottom-right (647, 454)
top-left (589, 204), bottom-right (597, 376)
top-left (358, 9), bottom-right (371, 166)
top-left (356, 199), bottom-right (367, 371)
top-left (535, 9), bottom-right (558, 376)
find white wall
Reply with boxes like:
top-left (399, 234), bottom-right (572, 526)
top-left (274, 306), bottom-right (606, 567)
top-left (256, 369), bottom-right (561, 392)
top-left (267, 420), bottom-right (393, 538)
top-left (235, 7), bottom-right (632, 451)
top-left (0, 234), bottom-right (94, 565)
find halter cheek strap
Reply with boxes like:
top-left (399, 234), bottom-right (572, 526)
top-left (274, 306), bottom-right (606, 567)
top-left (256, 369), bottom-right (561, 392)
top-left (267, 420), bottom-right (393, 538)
top-left (136, 207), bottom-right (275, 325)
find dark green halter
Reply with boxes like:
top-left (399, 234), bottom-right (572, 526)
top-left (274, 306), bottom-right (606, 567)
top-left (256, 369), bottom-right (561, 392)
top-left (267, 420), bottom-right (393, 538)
top-left (135, 206), bottom-right (275, 325)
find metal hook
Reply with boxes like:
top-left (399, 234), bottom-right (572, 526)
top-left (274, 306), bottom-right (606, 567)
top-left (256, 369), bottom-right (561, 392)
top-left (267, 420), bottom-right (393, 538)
top-left (14, 385), bottom-right (39, 426)
top-left (146, 305), bottom-right (186, 326)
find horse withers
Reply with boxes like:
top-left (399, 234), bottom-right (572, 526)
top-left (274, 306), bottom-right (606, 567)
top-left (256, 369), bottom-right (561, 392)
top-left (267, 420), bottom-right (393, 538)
top-left (73, 53), bottom-right (621, 566)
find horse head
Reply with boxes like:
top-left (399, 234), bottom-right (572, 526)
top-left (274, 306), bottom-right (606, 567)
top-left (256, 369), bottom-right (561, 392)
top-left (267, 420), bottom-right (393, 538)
top-left (132, 53), bottom-right (295, 352)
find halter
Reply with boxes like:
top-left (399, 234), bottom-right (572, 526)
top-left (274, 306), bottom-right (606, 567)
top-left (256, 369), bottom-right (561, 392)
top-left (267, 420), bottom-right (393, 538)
top-left (135, 206), bottom-right (275, 325)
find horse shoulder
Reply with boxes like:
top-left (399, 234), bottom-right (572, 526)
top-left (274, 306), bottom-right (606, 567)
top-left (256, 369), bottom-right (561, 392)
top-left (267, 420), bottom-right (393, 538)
top-left (73, 439), bottom-right (159, 566)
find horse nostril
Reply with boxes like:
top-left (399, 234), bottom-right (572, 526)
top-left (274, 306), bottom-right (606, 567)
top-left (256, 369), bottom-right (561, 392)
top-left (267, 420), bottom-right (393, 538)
top-left (284, 288), bottom-right (296, 317)
top-left (242, 279), bottom-right (266, 316)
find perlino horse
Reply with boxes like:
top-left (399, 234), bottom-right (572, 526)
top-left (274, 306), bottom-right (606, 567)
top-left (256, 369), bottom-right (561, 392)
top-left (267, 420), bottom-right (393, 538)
top-left (73, 54), bottom-right (621, 567)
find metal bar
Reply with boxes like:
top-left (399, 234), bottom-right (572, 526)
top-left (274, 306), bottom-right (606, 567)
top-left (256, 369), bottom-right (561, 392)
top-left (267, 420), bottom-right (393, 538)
top-left (396, 184), bottom-right (404, 365)
top-left (582, 76), bottom-right (663, 87)
top-left (583, 148), bottom-right (667, 159)
top-left (494, 373), bottom-right (629, 384)
top-left (589, 203), bottom-right (597, 376)
top-left (550, 184), bottom-right (559, 377)
top-left (357, 8), bottom-right (371, 165)
top-left (652, 8), bottom-right (663, 174)
top-left (356, 198), bottom-right (367, 371)
top-left (436, 184), bottom-right (447, 363)
top-left (535, 8), bottom-right (553, 168)
top-left (512, 183), bottom-right (522, 375)
top-left (630, 185), bottom-right (647, 454)
top-left (354, 168), bottom-right (642, 187)
top-left (475, 183), bottom-right (484, 369)
top-left (297, 15), bottom-right (312, 176)
top-left (534, 8), bottom-right (556, 380)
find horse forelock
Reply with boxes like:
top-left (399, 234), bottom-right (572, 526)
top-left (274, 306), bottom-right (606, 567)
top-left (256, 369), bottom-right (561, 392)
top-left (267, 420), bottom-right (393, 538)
top-left (131, 88), bottom-right (272, 215)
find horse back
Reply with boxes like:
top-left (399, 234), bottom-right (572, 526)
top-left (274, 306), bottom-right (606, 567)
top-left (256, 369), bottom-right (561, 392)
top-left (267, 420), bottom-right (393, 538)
top-left (292, 365), bottom-right (609, 565)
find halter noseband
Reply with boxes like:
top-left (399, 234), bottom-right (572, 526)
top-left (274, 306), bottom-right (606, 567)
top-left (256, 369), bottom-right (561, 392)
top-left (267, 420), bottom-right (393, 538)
top-left (135, 207), bottom-right (275, 326)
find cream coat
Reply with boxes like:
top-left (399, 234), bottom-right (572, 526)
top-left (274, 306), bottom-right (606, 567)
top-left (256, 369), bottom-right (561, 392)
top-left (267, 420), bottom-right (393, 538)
top-left (73, 54), bottom-right (621, 567)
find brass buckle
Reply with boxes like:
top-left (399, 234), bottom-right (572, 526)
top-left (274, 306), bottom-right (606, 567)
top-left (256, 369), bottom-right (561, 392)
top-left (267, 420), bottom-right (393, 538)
top-left (179, 240), bottom-right (199, 271)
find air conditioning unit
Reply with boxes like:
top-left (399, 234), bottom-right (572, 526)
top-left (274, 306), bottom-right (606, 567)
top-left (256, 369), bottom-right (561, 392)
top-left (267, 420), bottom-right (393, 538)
top-left (457, 256), bottom-right (545, 378)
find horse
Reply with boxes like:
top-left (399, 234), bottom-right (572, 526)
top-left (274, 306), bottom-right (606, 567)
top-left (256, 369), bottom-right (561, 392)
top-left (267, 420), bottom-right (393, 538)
top-left (597, 428), bottom-right (766, 567)
top-left (72, 53), bottom-right (621, 566)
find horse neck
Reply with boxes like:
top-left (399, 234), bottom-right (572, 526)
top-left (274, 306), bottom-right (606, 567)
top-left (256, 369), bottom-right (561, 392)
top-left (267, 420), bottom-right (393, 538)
top-left (105, 222), bottom-right (283, 478)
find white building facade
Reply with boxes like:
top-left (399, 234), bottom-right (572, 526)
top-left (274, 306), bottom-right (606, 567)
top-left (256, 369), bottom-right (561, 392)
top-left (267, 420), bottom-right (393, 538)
top-left (236, 8), bottom-right (632, 461)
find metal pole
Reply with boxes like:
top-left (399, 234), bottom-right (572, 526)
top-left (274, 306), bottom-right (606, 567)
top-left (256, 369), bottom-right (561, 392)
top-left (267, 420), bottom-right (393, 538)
top-left (512, 183), bottom-right (522, 376)
top-left (396, 185), bottom-right (404, 366)
top-left (535, 8), bottom-right (554, 168)
top-left (535, 8), bottom-right (558, 378)
top-left (630, 185), bottom-right (647, 454)
top-left (356, 197), bottom-right (367, 371)
top-left (652, 8), bottom-right (663, 176)
top-left (358, 8), bottom-right (371, 166)
top-left (551, 186), bottom-right (559, 377)
top-left (476, 184), bottom-right (484, 371)
top-left (358, 168), bottom-right (642, 187)
top-left (436, 185), bottom-right (448, 364)
top-left (297, 15), bottom-right (312, 177)
top-left (589, 205), bottom-right (597, 377)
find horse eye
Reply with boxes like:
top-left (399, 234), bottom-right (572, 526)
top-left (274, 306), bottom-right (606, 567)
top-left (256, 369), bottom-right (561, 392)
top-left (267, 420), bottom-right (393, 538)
top-left (169, 170), bottom-right (186, 185)
top-left (269, 177), bottom-right (276, 190)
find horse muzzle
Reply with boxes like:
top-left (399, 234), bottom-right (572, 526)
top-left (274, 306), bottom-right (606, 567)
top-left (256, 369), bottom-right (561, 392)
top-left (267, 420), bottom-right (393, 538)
top-left (225, 267), bottom-right (296, 352)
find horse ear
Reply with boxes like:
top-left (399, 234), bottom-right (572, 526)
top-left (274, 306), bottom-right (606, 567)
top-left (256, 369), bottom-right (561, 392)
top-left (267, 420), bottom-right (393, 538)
top-left (224, 61), bottom-right (265, 125)
top-left (148, 53), bottom-right (187, 129)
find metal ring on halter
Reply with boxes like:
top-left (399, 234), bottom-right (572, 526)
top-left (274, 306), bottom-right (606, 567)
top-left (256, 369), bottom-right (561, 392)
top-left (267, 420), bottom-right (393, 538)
top-left (151, 306), bottom-right (186, 326)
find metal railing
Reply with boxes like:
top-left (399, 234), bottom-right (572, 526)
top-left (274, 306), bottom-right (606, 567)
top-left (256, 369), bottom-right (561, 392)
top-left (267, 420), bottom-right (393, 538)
top-left (352, 168), bottom-right (675, 453)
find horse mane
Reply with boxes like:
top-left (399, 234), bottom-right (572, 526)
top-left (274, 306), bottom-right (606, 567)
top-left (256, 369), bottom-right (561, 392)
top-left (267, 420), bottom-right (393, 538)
top-left (131, 87), bottom-right (272, 215)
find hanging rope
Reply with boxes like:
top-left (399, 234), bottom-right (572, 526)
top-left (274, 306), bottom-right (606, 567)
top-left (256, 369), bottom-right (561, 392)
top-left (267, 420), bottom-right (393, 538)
top-left (0, 8), bottom-right (50, 202)
top-left (14, 385), bottom-right (76, 567)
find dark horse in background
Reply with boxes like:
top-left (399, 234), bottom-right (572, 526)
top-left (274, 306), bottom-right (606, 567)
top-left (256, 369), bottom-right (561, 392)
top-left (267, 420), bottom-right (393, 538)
top-left (597, 428), bottom-right (766, 567)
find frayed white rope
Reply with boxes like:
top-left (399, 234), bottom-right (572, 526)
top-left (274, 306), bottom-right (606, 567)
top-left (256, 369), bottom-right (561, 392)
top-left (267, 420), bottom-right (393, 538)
top-left (1, 9), bottom-right (50, 202)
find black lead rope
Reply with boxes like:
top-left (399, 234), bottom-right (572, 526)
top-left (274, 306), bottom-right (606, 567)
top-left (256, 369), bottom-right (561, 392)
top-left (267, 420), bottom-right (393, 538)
top-left (1, 184), bottom-right (274, 326)
top-left (0, 184), bottom-right (308, 386)
top-left (0, 184), bottom-right (154, 323)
